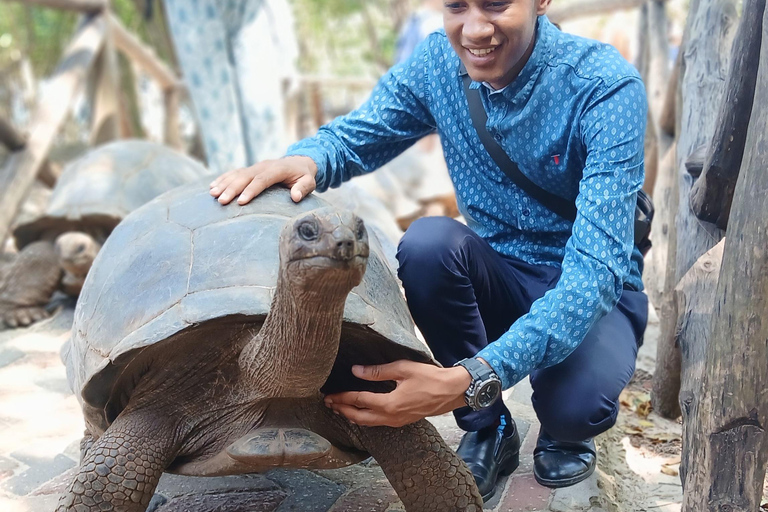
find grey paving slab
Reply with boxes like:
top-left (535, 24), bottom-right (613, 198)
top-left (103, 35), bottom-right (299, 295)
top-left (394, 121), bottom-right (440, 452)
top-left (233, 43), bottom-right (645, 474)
top-left (154, 489), bottom-right (288, 512)
top-left (0, 455), bottom-right (19, 481)
top-left (155, 472), bottom-right (281, 498)
top-left (33, 375), bottom-right (72, 395)
top-left (0, 348), bottom-right (24, 369)
top-left (267, 469), bottom-right (345, 512)
top-left (2, 453), bottom-right (76, 496)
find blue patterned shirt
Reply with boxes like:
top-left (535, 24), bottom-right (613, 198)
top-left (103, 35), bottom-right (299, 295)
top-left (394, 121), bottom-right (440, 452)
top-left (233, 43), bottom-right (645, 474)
top-left (285, 16), bottom-right (647, 390)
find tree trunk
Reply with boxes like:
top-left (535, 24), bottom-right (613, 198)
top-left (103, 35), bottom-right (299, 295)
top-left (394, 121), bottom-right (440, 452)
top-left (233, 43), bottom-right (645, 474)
top-left (681, 11), bottom-right (768, 504)
top-left (658, 53), bottom-right (680, 138)
top-left (675, 239), bottom-right (725, 486)
top-left (645, 143), bottom-right (676, 307)
top-left (0, 16), bottom-right (104, 246)
top-left (652, 0), bottom-right (737, 419)
top-left (689, 0), bottom-right (765, 230)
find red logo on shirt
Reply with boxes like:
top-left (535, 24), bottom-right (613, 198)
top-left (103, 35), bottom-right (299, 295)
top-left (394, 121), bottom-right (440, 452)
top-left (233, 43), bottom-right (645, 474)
top-left (552, 154), bottom-right (561, 165)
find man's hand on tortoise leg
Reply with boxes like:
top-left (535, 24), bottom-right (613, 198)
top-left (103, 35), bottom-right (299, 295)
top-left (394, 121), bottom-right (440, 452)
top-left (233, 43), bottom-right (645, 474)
top-left (324, 360), bottom-right (470, 427)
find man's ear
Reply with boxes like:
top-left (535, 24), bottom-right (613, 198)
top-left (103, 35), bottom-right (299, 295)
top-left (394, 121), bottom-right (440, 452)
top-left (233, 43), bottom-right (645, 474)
top-left (536, 0), bottom-right (554, 16)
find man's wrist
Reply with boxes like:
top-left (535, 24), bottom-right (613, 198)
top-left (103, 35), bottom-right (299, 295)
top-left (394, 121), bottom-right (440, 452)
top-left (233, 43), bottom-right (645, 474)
top-left (444, 366), bottom-right (473, 410)
top-left (455, 357), bottom-right (502, 411)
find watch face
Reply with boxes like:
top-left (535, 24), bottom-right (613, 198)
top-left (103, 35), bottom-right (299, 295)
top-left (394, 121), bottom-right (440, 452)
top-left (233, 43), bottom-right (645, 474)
top-left (477, 380), bottom-right (502, 408)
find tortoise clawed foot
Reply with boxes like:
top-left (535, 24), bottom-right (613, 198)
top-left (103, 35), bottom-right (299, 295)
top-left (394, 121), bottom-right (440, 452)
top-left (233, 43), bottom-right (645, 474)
top-left (2, 306), bottom-right (50, 328)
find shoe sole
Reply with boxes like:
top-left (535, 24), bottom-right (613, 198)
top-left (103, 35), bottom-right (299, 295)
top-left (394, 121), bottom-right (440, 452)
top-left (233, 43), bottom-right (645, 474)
top-left (533, 462), bottom-right (596, 489)
top-left (481, 451), bottom-right (520, 502)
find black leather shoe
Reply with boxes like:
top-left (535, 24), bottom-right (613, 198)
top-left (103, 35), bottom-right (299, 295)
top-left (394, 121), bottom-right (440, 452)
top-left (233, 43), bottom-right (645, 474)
top-left (456, 418), bottom-right (520, 502)
top-left (533, 429), bottom-right (596, 488)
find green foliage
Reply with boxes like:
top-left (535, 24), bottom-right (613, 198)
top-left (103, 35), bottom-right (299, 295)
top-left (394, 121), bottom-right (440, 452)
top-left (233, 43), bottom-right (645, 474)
top-left (0, 0), bottom-right (167, 79)
top-left (0, 3), bottom-right (77, 76)
top-left (291, 0), bottom-right (415, 77)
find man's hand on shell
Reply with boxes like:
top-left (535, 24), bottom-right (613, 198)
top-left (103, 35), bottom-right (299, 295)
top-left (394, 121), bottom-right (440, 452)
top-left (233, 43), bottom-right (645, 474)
top-left (323, 359), bottom-right (471, 428)
top-left (209, 155), bottom-right (318, 206)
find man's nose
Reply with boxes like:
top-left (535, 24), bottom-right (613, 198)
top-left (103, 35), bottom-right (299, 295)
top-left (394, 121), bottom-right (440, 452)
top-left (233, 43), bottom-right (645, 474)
top-left (462, 9), bottom-right (494, 41)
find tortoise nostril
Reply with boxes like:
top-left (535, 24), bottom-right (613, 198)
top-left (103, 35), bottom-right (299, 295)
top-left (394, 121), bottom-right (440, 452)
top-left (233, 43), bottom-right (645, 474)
top-left (336, 239), bottom-right (355, 260)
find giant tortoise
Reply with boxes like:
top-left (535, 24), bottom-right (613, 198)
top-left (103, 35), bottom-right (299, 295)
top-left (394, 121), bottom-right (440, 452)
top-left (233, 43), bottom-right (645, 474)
top-left (57, 184), bottom-right (483, 511)
top-left (0, 140), bottom-right (211, 328)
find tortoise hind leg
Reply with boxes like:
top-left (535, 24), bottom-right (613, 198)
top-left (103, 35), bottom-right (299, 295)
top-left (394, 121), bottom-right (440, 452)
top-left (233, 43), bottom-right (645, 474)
top-left (0, 241), bottom-right (61, 327)
top-left (356, 420), bottom-right (484, 512)
top-left (57, 409), bottom-right (183, 512)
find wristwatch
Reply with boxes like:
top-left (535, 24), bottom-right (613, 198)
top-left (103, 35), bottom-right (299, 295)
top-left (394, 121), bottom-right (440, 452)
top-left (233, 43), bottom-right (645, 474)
top-left (454, 358), bottom-right (502, 411)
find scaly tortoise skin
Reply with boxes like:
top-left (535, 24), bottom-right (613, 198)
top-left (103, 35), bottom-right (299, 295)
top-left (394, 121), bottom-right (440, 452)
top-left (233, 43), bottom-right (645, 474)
top-left (0, 140), bottom-right (211, 328)
top-left (57, 184), bottom-right (483, 511)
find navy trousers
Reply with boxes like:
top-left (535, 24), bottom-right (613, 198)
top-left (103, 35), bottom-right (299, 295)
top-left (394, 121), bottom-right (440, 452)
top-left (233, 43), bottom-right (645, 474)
top-left (396, 217), bottom-right (648, 442)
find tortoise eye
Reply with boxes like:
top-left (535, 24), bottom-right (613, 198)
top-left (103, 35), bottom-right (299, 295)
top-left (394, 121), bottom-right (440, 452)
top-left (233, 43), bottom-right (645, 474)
top-left (298, 220), bottom-right (319, 241)
top-left (356, 220), bottom-right (366, 240)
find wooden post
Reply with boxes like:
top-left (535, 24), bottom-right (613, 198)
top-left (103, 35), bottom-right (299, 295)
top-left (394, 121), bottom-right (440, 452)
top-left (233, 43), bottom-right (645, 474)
top-left (658, 53), bottom-right (680, 138)
top-left (681, 8), bottom-right (768, 504)
top-left (0, 117), bottom-right (26, 151)
top-left (1, 0), bottom-right (107, 12)
top-left (651, 0), bottom-right (737, 419)
top-left (108, 13), bottom-right (178, 90)
top-left (163, 86), bottom-right (182, 150)
top-left (0, 16), bottom-right (105, 245)
top-left (689, 0), bottom-right (765, 230)
top-left (675, 239), bottom-right (724, 485)
top-left (89, 22), bottom-right (123, 145)
top-left (547, 0), bottom-right (662, 24)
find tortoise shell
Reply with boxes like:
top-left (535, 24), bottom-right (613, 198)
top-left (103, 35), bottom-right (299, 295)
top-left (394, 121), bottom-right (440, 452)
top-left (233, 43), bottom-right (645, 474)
top-left (14, 140), bottom-right (211, 248)
top-left (64, 184), bottom-right (434, 433)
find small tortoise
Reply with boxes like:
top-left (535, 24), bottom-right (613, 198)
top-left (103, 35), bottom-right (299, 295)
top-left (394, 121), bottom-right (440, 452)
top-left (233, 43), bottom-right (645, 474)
top-left (0, 140), bottom-right (211, 328)
top-left (57, 184), bottom-right (483, 512)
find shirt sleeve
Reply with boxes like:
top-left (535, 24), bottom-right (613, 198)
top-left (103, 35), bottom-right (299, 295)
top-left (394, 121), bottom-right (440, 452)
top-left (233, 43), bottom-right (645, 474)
top-left (477, 77), bottom-right (647, 389)
top-left (284, 37), bottom-right (438, 192)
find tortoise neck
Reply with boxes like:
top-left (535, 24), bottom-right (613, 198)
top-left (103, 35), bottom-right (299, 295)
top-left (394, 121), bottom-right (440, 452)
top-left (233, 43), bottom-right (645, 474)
top-left (239, 271), bottom-right (348, 398)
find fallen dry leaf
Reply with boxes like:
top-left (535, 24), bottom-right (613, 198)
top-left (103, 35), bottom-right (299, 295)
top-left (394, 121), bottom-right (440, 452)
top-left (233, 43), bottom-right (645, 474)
top-left (661, 466), bottom-right (679, 477)
top-left (636, 400), bottom-right (653, 418)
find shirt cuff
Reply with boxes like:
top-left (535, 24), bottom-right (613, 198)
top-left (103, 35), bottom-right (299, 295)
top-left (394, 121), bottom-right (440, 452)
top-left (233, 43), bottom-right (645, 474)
top-left (284, 143), bottom-right (331, 192)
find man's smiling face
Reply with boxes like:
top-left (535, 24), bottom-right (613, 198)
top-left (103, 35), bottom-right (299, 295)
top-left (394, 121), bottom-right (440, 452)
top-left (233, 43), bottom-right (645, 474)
top-left (443, 0), bottom-right (552, 90)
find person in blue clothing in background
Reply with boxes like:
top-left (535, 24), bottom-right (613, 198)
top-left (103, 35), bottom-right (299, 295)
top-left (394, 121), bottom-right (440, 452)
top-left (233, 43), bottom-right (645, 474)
top-left (210, 0), bottom-right (649, 502)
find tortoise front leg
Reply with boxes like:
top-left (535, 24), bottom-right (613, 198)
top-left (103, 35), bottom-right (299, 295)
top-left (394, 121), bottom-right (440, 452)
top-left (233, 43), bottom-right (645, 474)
top-left (79, 430), bottom-right (96, 463)
top-left (357, 420), bottom-right (484, 512)
top-left (57, 410), bottom-right (182, 512)
top-left (0, 241), bottom-right (61, 327)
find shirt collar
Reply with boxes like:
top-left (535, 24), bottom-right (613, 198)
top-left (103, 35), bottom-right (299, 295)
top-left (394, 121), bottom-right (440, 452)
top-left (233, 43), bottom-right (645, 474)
top-left (460, 16), bottom-right (555, 103)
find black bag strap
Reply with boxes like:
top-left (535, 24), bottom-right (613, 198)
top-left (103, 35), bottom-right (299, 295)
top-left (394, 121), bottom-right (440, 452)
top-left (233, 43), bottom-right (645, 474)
top-left (459, 64), bottom-right (578, 222)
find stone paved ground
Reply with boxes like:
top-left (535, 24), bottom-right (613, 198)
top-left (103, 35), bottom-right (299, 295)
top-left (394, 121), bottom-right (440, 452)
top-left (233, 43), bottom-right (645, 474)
top-left (0, 305), bottom-right (669, 512)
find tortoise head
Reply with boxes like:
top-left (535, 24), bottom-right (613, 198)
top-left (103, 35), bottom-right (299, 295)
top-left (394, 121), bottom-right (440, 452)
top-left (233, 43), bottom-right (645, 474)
top-left (278, 207), bottom-right (370, 297)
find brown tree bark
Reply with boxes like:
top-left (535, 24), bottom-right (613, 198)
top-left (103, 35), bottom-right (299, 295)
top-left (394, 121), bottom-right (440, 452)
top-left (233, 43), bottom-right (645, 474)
top-left (681, 10), bottom-right (768, 504)
top-left (652, 0), bottom-right (737, 419)
top-left (689, 0), bottom-right (765, 230)
top-left (675, 239), bottom-right (724, 486)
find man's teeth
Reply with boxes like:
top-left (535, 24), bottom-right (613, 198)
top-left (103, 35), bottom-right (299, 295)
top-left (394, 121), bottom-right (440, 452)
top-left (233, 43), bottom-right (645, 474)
top-left (468, 48), bottom-right (496, 56)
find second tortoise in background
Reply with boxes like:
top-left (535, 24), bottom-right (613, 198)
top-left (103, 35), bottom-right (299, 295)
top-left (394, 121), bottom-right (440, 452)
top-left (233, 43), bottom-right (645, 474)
top-left (0, 140), bottom-right (212, 328)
